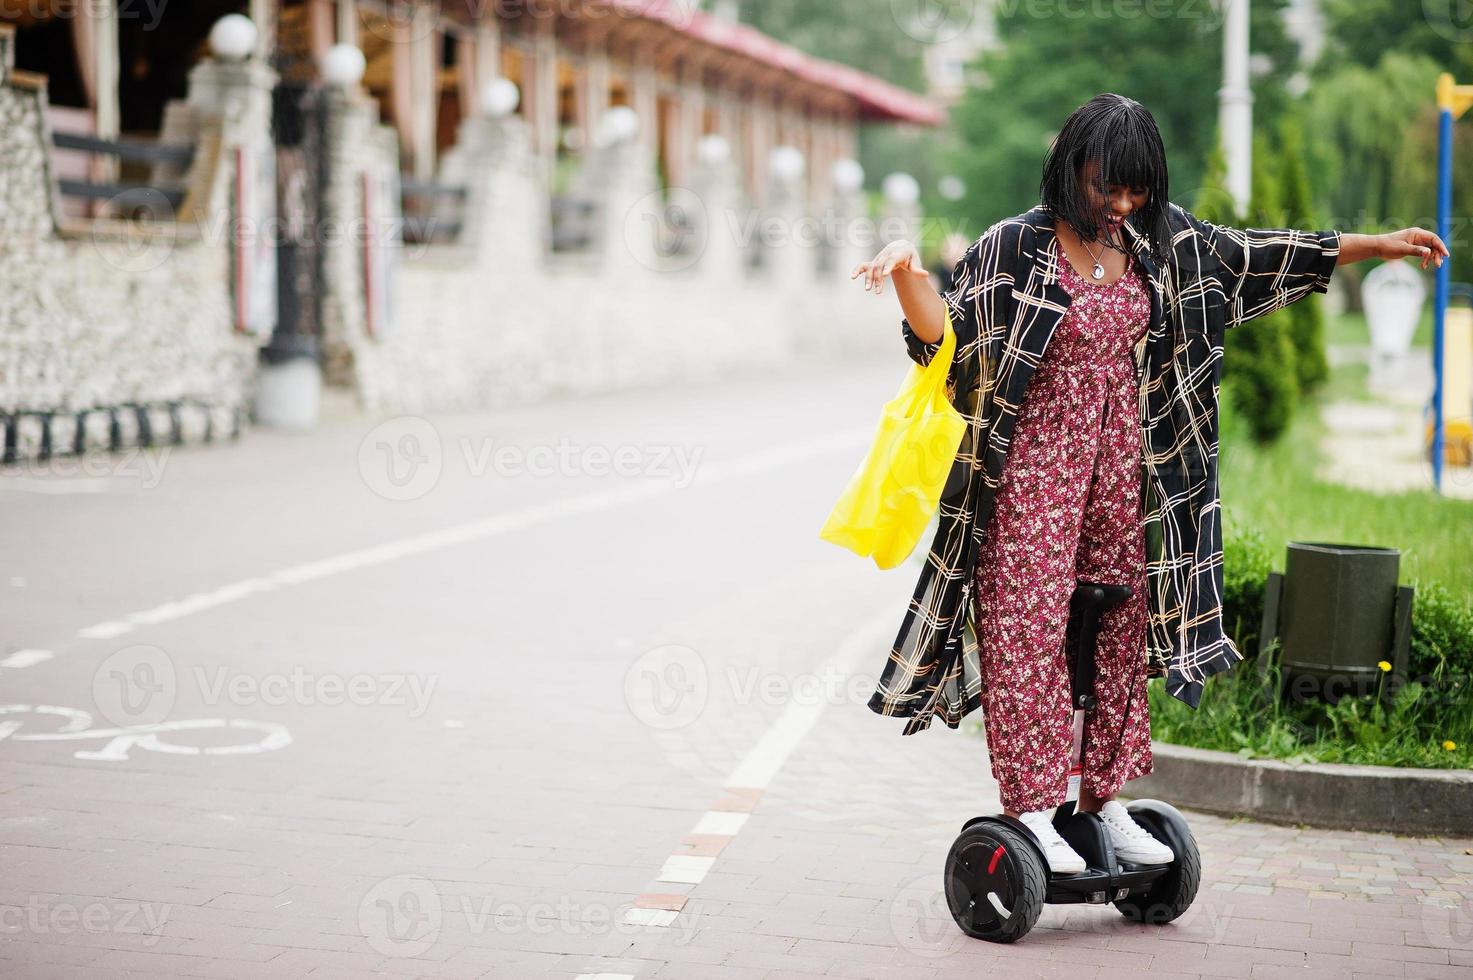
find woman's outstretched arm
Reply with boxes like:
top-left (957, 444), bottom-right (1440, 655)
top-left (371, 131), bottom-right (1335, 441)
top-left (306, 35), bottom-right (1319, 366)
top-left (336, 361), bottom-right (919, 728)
top-left (1177, 204), bottom-right (1449, 331)
top-left (1336, 229), bottom-right (1449, 269)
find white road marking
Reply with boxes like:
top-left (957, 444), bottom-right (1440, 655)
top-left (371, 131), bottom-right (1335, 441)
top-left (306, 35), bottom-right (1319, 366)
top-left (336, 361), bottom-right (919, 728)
top-left (691, 811), bottom-right (748, 835)
top-left (620, 909), bottom-right (679, 927)
top-left (0, 477), bottom-right (117, 494)
top-left (73, 428), bottom-right (872, 642)
top-left (0, 649), bottom-right (53, 669)
top-left (723, 612), bottom-right (886, 791)
top-left (78, 621), bottom-right (135, 640)
top-left (655, 855), bottom-right (715, 885)
top-left (601, 608), bottom-right (898, 980)
top-left (0, 705), bottom-right (292, 762)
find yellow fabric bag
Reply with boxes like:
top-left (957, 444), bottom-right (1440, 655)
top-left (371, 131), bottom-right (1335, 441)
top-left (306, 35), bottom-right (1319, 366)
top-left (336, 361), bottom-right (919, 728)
top-left (819, 308), bottom-right (967, 569)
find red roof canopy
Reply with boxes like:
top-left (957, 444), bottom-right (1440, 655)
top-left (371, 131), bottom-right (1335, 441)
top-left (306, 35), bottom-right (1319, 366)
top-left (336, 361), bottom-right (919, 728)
top-left (606, 0), bottom-right (946, 127)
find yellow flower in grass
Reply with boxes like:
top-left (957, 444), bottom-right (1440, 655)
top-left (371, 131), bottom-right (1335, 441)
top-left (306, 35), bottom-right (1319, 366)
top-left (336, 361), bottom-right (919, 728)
top-left (1444, 740), bottom-right (1458, 752)
top-left (1377, 660), bottom-right (1392, 673)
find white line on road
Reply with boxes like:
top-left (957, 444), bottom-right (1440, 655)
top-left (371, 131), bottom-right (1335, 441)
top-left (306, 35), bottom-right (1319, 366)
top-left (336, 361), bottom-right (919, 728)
top-left (74, 427), bottom-right (873, 642)
top-left (655, 855), bottom-right (715, 885)
top-left (723, 610), bottom-right (888, 791)
top-left (0, 477), bottom-right (117, 495)
top-left (647, 610), bottom-right (892, 897)
top-left (610, 607), bottom-right (896, 978)
top-left (691, 811), bottom-right (747, 835)
top-left (0, 649), bottom-right (54, 669)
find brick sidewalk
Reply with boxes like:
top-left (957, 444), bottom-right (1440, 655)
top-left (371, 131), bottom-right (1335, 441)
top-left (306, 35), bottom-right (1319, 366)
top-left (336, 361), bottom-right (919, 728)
top-left (574, 623), bottom-right (1473, 980)
top-left (1, 372), bottom-right (1468, 979)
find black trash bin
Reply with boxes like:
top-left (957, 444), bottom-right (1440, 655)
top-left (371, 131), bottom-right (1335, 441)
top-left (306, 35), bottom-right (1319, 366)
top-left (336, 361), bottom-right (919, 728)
top-left (1258, 541), bottom-right (1414, 703)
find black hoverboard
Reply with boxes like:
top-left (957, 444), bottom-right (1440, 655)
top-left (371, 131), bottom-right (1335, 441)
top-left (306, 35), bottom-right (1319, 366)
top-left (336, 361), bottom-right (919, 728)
top-left (943, 582), bottom-right (1201, 943)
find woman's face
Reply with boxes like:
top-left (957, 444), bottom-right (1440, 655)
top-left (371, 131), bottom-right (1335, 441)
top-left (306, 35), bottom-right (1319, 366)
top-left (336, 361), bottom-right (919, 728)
top-left (1078, 158), bottom-right (1149, 236)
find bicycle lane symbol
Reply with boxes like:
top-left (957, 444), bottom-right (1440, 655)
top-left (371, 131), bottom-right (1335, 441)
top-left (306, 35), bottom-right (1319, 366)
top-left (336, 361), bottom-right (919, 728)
top-left (0, 705), bottom-right (292, 762)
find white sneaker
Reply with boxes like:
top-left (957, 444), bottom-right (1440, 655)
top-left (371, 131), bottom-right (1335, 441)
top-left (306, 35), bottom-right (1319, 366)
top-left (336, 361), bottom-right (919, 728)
top-left (1099, 801), bottom-right (1175, 865)
top-left (1017, 810), bottom-right (1087, 875)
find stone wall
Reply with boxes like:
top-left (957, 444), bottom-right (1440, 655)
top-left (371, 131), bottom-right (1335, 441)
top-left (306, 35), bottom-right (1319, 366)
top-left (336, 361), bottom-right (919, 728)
top-left (318, 89), bottom-right (904, 418)
top-left (0, 37), bottom-right (274, 463)
top-left (1, 30), bottom-right (928, 463)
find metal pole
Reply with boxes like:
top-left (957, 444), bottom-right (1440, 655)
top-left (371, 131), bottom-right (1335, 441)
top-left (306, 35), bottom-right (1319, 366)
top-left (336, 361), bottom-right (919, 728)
top-left (1219, 0), bottom-right (1252, 217)
top-left (1434, 103), bottom-right (1451, 494)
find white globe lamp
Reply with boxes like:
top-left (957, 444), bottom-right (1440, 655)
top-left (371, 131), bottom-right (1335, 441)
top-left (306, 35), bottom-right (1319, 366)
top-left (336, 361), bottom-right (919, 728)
top-left (883, 172), bottom-right (920, 207)
top-left (481, 77), bottom-right (521, 118)
top-left (832, 158), bottom-right (864, 194)
top-left (321, 44), bottom-right (366, 88)
top-left (209, 15), bottom-right (257, 62)
top-left (769, 145), bottom-right (805, 181)
top-left (697, 133), bottom-right (730, 166)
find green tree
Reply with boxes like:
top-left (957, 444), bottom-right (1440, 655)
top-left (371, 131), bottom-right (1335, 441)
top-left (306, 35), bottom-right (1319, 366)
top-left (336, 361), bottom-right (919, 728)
top-left (942, 0), bottom-right (1299, 238)
top-left (1192, 129), bottom-right (1237, 224)
top-left (1316, 0), bottom-right (1473, 78)
top-left (733, 0), bottom-right (928, 93)
top-left (1275, 114), bottom-right (1330, 393)
top-left (1299, 51), bottom-right (1467, 289)
top-left (1225, 130), bottom-right (1301, 443)
top-left (1302, 52), bottom-right (1443, 235)
top-left (729, 0), bottom-right (946, 226)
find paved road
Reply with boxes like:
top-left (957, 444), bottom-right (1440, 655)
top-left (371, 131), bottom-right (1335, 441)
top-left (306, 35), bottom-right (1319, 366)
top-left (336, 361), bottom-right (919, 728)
top-left (1, 356), bottom-right (1469, 979)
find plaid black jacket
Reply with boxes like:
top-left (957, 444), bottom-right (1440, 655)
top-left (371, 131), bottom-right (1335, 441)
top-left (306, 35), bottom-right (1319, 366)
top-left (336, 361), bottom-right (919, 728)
top-left (869, 202), bottom-right (1340, 735)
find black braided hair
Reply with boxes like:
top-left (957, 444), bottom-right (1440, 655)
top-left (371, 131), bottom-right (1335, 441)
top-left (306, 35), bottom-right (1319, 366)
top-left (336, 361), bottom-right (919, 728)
top-left (1039, 93), bottom-right (1172, 268)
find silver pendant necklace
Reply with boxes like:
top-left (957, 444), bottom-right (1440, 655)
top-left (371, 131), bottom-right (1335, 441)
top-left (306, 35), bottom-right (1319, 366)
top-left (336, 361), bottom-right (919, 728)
top-left (1082, 235), bottom-right (1107, 280)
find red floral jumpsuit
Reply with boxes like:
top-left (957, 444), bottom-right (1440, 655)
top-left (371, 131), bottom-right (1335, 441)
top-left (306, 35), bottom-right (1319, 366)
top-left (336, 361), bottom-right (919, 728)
top-left (972, 235), bottom-right (1154, 813)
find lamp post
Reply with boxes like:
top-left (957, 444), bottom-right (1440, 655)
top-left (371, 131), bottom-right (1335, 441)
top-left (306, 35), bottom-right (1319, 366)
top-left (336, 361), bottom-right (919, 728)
top-left (1218, 0), bottom-right (1252, 216)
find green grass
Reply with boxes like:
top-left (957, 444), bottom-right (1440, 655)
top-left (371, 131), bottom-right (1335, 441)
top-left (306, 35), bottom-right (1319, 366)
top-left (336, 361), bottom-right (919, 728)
top-left (1149, 657), bottom-right (1472, 769)
top-left (1219, 360), bottom-right (1473, 597)
top-left (1153, 311), bottom-right (1473, 768)
top-left (1325, 306), bottom-right (1436, 350)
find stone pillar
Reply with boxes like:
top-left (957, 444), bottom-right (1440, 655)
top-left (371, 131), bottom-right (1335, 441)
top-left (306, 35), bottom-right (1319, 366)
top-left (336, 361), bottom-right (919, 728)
top-left (579, 48), bottom-right (611, 158)
top-left (476, 19), bottom-right (502, 93)
top-left (307, 0), bottom-right (333, 66)
top-left (762, 145), bottom-right (810, 293)
top-left (316, 82), bottom-right (403, 388)
top-left (831, 171), bottom-right (873, 284)
top-left (440, 111), bottom-right (544, 276)
top-left (337, 0), bottom-right (358, 47)
top-left (676, 59), bottom-right (705, 188)
top-left (807, 111), bottom-right (832, 206)
top-left (180, 55), bottom-right (278, 216)
top-left (530, 15), bottom-right (559, 166)
top-left (748, 92), bottom-right (775, 209)
top-left (879, 175), bottom-right (923, 259)
top-left (409, 7), bottom-right (439, 180)
top-left (660, 83), bottom-right (682, 186)
top-left (457, 31), bottom-right (478, 119)
top-left (836, 118), bottom-right (857, 164)
top-left (582, 133), bottom-right (661, 274)
top-left (688, 139), bottom-right (745, 281)
top-left (712, 88), bottom-right (740, 158)
top-left (629, 51), bottom-right (658, 167)
top-left (90, 0), bottom-right (120, 187)
top-left (249, 0), bottom-right (277, 63)
top-left (0, 27), bottom-right (61, 240)
top-left (184, 55), bottom-right (303, 422)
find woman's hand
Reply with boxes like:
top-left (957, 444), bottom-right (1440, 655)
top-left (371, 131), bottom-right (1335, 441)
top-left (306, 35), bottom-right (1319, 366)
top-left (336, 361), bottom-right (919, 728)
top-left (852, 241), bottom-right (929, 296)
top-left (1377, 228), bottom-right (1449, 270)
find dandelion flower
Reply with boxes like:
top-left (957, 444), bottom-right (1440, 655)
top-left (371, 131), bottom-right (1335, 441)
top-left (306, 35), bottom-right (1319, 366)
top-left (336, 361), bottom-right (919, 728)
top-left (1377, 660), bottom-right (1392, 673)
top-left (1444, 740), bottom-right (1458, 751)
